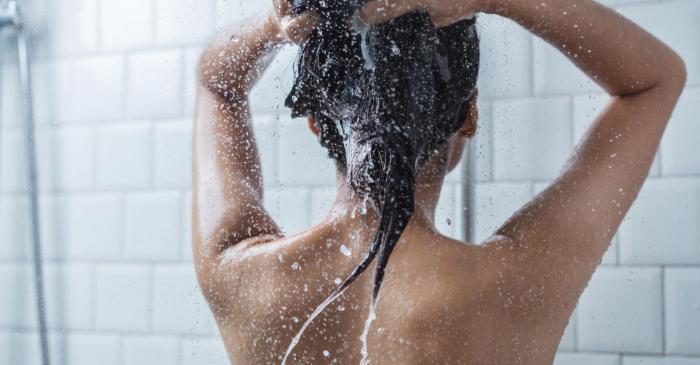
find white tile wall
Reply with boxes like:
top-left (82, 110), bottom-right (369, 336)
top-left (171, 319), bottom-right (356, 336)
top-left (122, 335), bottom-right (181, 365)
top-left (124, 192), bottom-right (182, 260)
top-left (1, 0), bottom-right (698, 363)
top-left (577, 268), bottom-right (663, 353)
top-left (95, 264), bottom-right (151, 332)
top-left (664, 268), bottom-right (700, 355)
top-left (100, 0), bottom-right (154, 50)
top-left (492, 97), bottom-right (572, 181)
top-left (152, 264), bottom-right (215, 335)
top-left (661, 88), bottom-right (700, 176)
top-left (554, 352), bottom-right (620, 365)
top-left (622, 356), bottom-right (700, 365)
top-left (69, 56), bottom-right (125, 122)
top-left (126, 50), bottom-right (183, 119)
top-left (618, 1), bottom-right (700, 86)
top-left (476, 14), bottom-right (532, 98)
top-left (155, 0), bottom-right (214, 46)
top-left (153, 120), bottom-right (193, 188)
top-left (180, 337), bottom-right (229, 365)
top-left (619, 178), bottom-right (700, 265)
top-left (44, 264), bottom-right (93, 330)
top-left (96, 123), bottom-right (152, 189)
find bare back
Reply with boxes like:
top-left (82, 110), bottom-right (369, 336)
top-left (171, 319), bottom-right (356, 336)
top-left (209, 221), bottom-right (574, 365)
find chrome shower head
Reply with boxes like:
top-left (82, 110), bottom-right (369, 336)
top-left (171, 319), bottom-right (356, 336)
top-left (0, 0), bottom-right (19, 29)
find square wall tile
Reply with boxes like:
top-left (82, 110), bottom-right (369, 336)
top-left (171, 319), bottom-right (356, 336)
top-left (0, 265), bottom-right (37, 328)
top-left (65, 193), bottom-right (122, 259)
top-left (277, 116), bottom-right (336, 187)
top-left (435, 183), bottom-right (457, 238)
top-left (0, 196), bottom-right (31, 259)
top-left (155, 0), bottom-right (215, 45)
top-left (96, 123), bottom-right (152, 189)
top-left (181, 337), bottom-right (229, 365)
top-left (619, 178), bottom-right (700, 265)
top-left (619, 1), bottom-right (700, 86)
top-left (249, 45), bottom-right (297, 114)
top-left (57, 333), bottom-right (120, 365)
top-left (152, 264), bottom-right (216, 335)
top-left (124, 192), bottom-right (182, 260)
top-left (38, 126), bottom-right (95, 191)
top-left (127, 50), bottom-right (184, 119)
top-left (473, 182), bottom-right (532, 242)
top-left (1, 129), bottom-right (28, 192)
top-left (492, 97), bottom-right (572, 181)
top-left (123, 335), bottom-right (181, 365)
top-left (577, 267), bottom-right (663, 353)
top-left (2, 332), bottom-right (42, 365)
top-left (101, 0), bottom-right (153, 50)
top-left (558, 312), bottom-right (576, 351)
top-left (265, 188), bottom-right (311, 237)
top-left (476, 14), bottom-right (532, 98)
top-left (48, 0), bottom-right (98, 55)
top-left (533, 37), bottom-right (604, 96)
top-left (622, 356), bottom-right (700, 365)
top-left (154, 120), bottom-right (193, 189)
top-left (310, 187), bottom-right (336, 226)
top-left (554, 352), bottom-right (620, 365)
top-left (664, 268), bottom-right (700, 355)
top-left (69, 55), bottom-right (125, 122)
top-left (661, 87), bottom-right (700, 176)
top-left (44, 264), bottom-right (93, 330)
top-left (95, 264), bottom-right (150, 332)
top-left (214, 0), bottom-right (271, 29)
top-left (252, 115), bottom-right (279, 186)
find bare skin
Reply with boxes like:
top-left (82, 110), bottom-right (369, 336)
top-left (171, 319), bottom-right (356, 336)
top-left (193, 0), bottom-right (687, 364)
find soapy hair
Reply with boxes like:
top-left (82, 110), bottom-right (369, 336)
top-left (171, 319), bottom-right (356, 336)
top-left (283, 0), bottom-right (479, 355)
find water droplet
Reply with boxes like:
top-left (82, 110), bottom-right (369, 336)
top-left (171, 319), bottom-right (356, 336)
top-left (323, 350), bottom-right (330, 357)
top-left (340, 245), bottom-right (351, 256)
top-left (291, 262), bottom-right (301, 270)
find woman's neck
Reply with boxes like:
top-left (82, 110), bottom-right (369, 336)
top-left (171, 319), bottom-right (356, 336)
top-left (328, 172), bottom-right (446, 229)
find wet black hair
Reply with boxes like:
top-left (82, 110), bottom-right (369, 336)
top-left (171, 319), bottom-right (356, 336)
top-left (284, 0), bottom-right (479, 353)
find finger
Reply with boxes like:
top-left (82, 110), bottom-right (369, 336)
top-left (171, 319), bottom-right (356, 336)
top-left (276, 0), bottom-right (288, 17)
top-left (281, 11), bottom-right (320, 44)
top-left (358, 0), bottom-right (417, 25)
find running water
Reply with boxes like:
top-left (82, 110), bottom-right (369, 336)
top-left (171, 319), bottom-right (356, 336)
top-left (352, 15), bottom-right (374, 70)
top-left (359, 301), bottom-right (378, 365)
top-left (281, 288), bottom-right (348, 365)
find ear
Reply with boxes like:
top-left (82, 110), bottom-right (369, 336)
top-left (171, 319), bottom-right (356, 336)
top-left (307, 115), bottom-right (320, 136)
top-left (459, 88), bottom-right (479, 139)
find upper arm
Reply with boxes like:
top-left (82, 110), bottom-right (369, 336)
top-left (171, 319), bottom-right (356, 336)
top-left (192, 85), bottom-right (281, 274)
top-left (493, 64), bottom-right (686, 298)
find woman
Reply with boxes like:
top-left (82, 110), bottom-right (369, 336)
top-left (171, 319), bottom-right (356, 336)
top-left (193, 0), bottom-right (686, 364)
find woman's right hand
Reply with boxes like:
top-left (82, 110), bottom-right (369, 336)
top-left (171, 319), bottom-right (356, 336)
top-left (359, 0), bottom-right (484, 28)
top-left (272, 0), bottom-right (320, 44)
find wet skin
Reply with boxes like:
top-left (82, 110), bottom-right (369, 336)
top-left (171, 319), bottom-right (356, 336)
top-left (193, 0), bottom-right (686, 363)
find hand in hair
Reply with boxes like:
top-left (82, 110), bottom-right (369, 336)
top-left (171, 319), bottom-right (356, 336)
top-left (272, 0), bottom-right (320, 44)
top-left (359, 0), bottom-right (482, 27)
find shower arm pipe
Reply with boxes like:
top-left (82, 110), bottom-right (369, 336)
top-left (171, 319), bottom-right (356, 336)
top-left (2, 1), bottom-right (51, 364)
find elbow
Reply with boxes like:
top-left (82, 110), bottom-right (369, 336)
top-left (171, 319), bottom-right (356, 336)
top-left (666, 52), bottom-right (687, 94)
top-left (196, 49), bottom-right (245, 100)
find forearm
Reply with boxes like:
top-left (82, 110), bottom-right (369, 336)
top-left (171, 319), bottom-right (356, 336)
top-left (482, 0), bottom-right (686, 97)
top-left (199, 12), bottom-right (285, 100)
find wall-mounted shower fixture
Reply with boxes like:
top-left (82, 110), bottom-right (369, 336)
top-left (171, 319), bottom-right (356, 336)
top-left (0, 1), bottom-right (50, 364)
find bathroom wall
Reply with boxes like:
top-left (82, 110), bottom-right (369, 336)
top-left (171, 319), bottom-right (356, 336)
top-left (0, 0), bottom-right (698, 364)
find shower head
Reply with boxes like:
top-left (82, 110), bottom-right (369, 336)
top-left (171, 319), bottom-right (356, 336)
top-left (0, 0), bottom-right (19, 29)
